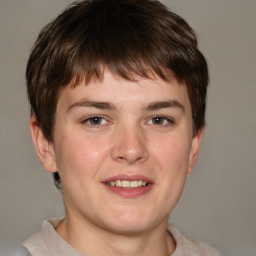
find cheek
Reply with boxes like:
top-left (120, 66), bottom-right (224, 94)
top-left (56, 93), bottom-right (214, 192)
top-left (151, 134), bottom-right (192, 171)
top-left (54, 132), bottom-right (111, 179)
top-left (148, 134), bottom-right (192, 216)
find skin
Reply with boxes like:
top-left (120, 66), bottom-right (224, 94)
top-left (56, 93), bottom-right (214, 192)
top-left (30, 71), bottom-right (203, 256)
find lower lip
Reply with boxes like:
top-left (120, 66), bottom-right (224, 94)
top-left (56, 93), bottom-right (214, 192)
top-left (103, 184), bottom-right (154, 198)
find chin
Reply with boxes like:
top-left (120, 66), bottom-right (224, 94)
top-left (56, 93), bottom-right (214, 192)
top-left (103, 210), bottom-right (156, 235)
top-left (108, 222), bottom-right (149, 235)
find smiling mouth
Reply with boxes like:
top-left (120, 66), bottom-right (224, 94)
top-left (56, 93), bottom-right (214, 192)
top-left (105, 180), bottom-right (149, 188)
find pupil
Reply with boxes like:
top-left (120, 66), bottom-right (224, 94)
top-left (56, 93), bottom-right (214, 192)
top-left (154, 117), bottom-right (163, 124)
top-left (92, 117), bottom-right (100, 124)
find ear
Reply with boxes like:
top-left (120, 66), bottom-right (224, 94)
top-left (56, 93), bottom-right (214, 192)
top-left (29, 115), bottom-right (57, 173)
top-left (187, 127), bottom-right (204, 174)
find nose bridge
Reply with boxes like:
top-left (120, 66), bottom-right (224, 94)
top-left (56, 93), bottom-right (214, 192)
top-left (111, 121), bottom-right (148, 164)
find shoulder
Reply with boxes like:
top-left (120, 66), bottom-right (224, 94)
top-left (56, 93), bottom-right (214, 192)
top-left (23, 217), bottom-right (82, 256)
top-left (167, 223), bottom-right (220, 256)
top-left (23, 229), bottom-right (50, 255)
top-left (23, 219), bottom-right (55, 256)
top-left (23, 218), bottom-right (60, 254)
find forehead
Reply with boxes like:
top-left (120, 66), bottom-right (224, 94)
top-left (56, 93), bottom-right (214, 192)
top-left (57, 71), bottom-right (191, 112)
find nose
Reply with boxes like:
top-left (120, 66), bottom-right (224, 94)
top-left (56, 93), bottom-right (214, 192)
top-left (111, 125), bottom-right (149, 164)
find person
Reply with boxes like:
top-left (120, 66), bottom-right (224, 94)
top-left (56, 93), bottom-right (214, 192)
top-left (23, 0), bottom-right (220, 255)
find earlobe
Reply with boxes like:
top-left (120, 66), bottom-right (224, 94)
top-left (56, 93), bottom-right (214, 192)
top-left (188, 128), bottom-right (204, 174)
top-left (29, 115), bottom-right (57, 173)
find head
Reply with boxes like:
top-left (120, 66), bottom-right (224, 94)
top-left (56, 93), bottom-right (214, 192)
top-left (27, 0), bottom-right (208, 189)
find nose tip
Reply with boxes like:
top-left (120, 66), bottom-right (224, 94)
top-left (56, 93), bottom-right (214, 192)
top-left (111, 127), bottom-right (148, 164)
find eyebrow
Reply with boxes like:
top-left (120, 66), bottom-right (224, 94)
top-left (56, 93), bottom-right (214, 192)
top-left (68, 100), bottom-right (116, 111)
top-left (68, 99), bottom-right (185, 112)
top-left (144, 100), bottom-right (185, 112)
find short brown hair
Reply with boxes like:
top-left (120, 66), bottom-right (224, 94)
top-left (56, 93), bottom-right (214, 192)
top-left (27, 0), bottom-right (208, 188)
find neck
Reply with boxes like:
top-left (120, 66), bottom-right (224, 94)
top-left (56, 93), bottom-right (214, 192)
top-left (56, 215), bottom-right (176, 256)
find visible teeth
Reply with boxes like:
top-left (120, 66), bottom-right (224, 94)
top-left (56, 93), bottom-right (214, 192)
top-left (116, 180), bottom-right (122, 187)
top-left (107, 180), bottom-right (149, 188)
top-left (122, 180), bottom-right (130, 188)
top-left (130, 181), bottom-right (138, 188)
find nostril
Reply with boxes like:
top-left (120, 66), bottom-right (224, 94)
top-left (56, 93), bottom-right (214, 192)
top-left (114, 151), bottom-right (148, 164)
top-left (111, 127), bottom-right (149, 163)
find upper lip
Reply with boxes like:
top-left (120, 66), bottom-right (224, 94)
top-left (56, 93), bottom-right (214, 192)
top-left (102, 174), bottom-right (154, 184)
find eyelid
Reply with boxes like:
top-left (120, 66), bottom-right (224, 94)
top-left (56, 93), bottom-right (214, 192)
top-left (146, 115), bottom-right (175, 126)
top-left (81, 115), bottom-right (110, 126)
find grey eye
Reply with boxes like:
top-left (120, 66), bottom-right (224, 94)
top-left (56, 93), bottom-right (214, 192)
top-left (83, 116), bottom-right (108, 126)
top-left (89, 117), bottom-right (103, 125)
top-left (152, 117), bottom-right (165, 125)
top-left (147, 116), bottom-right (174, 126)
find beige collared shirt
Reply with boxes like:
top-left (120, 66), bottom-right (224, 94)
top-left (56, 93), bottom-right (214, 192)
top-left (23, 217), bottom-right (220, 256)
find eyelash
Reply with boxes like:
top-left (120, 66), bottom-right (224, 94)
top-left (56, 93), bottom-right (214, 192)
top-left (81, 115), bottom-right (174, 127)
top-left (147, 116), bottom-right (175, 126)
top-left (81, 116), bottom-right (109, 126)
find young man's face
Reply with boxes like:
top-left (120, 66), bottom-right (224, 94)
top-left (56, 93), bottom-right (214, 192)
top-left (32, 71), bottom-right (202, 235)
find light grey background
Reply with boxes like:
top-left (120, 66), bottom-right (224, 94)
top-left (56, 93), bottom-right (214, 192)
top-left (0, 0), bottom-right (255, 255)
